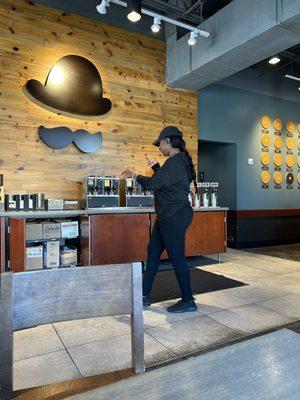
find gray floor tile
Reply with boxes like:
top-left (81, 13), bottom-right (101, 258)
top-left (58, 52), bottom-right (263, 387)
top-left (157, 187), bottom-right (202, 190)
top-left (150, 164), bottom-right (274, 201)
top-left (146, 315), bottom-right (241, 356)
top-left (53, 316), bottom-right (131, 348)
top-left (208, 303), bottom-right (295, 334)
top-left (194, 290), bottom-right (250, 314)
top-left (143, 300), bottom-right (199, 329)
top-left (69, 332), bottom-right (175, 376)
top-left (14, 350), bottom-right (80, 391)
top-left (257, 293), bottom-right (300, 319)
top-left (14, 324), bottom-right (64, 361)
top-left (260, 272), bottom-right (300, 293)
top-left (222, 284), bottom-right (291, 302)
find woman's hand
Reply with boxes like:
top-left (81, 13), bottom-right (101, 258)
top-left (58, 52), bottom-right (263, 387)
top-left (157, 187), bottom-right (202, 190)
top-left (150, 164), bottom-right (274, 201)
top-left (146, 156), bottom-right (158, 168)
top-left (132, 171), bottom-right (138, 179)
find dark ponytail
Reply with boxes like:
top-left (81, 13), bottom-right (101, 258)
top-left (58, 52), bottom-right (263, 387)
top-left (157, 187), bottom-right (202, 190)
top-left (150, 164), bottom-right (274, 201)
top-left (169, 136), bottom-right (197, 190)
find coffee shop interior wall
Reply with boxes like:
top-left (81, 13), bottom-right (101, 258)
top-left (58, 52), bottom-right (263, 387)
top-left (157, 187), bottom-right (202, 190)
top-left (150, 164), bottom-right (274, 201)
top-left (0, 0), bottom-right (198, 198)
top-left (198, 84), bottom-right (300, 247)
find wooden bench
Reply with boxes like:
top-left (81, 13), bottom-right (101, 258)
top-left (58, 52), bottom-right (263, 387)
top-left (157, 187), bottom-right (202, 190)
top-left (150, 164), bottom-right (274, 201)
top-left (0, 263), bottom-right (144, 400)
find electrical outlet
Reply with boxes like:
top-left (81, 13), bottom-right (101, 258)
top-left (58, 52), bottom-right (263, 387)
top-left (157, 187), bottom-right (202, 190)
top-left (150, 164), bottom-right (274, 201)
top-left (248, 158), bottom-right (254, 165)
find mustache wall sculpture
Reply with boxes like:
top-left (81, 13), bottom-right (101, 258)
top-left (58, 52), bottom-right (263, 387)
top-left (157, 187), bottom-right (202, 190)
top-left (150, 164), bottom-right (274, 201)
top-left (38, 126), bottom-right (102, 153)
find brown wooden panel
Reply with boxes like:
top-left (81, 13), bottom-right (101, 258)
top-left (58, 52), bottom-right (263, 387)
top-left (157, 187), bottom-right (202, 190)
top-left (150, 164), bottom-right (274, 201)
top-left (0, 217), bottom-right (5, 273)
top-left (90, 215), bottom-right (123, 265)
top-left (80, 216), bottom-right (90, 266)
top-left (9, 218), bottom-right (26, 272)
top-left (123, 214), bottom-right (149, 262)
top-left (204, 212), bottom-right (226, 254)
top-left (186, 212), bottom-right (206, 256)
top-left (0, 0), bottom-right (198, 199)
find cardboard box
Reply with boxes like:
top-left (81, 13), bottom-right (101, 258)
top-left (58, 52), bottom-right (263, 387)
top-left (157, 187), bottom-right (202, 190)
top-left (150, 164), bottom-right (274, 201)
top-left (42, 222), bottom-right (61, 239)
top-left (26, 223), bottom-right (43, 241)
top-left (60, 246), bottom-right (78, 267)
top-left (26, 245), bottom-right (43, 271)
top-left (43, 241), bottom-right (60, 269)
top-left (61, 221), bottom-right (79, 238)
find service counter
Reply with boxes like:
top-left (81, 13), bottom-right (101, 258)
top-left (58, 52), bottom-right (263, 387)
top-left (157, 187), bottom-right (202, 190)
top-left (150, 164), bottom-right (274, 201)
top-left (0, 207), bottom-right (228, 273)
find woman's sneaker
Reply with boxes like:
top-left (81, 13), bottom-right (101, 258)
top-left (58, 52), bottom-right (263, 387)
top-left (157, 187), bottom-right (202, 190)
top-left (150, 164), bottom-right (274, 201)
top-left (143, 295), bottom-right (151, 307)
top-left (167, 299), bottom-right (197, 313)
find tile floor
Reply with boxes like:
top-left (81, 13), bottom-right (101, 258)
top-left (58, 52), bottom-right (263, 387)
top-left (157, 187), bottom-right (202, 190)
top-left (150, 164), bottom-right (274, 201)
top-left (13, 247), bottom-right (300, 390)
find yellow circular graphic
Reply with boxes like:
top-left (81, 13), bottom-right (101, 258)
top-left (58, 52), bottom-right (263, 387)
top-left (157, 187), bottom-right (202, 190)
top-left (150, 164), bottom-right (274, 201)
top-left (274, 136), bottom-right (283, 149)
top-left (261, 152), bottom-right (270, 166)
top-left (261, 116), bottom-right (270, 129)
top-left (286, 137), bottom-right (294, 150)
top-left (298, 156), bottom-right (300, 168)
top-left (286, 155), bottom-right (294, 168)
top-left (297, 124), bottom-right (300, 134)
top-left (298, 138), bottom-right (300, 150)
top-left (286, 121), bottom-right (295, 133)
top-left (274, 154), bottom-right (282, 167)
top-left (274, 171), bottom-right (283, 185)
top-left (273, 118), bottom-right (282, 131)
top-left (298, 173), bottom-right (300, 185)
top-left (261, 134), bottom-right (270, 147)
top-left (261, 171), bottom-right (270, 184)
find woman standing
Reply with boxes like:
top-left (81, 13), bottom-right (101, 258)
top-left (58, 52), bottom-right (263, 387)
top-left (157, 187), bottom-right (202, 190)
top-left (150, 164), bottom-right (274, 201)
top-left (135, 126), bottom-right (197, 313)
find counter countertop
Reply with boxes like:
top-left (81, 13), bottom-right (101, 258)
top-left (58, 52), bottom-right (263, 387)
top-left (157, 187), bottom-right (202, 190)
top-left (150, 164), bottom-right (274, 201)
top-left (0, 207), bottom-right (228, 219)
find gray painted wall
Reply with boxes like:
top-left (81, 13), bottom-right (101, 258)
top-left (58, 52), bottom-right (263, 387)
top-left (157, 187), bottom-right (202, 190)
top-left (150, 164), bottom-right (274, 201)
top-left (198, 85), bottom-right (300, 210)
top-left (198, 142), bottom-right (237, 209)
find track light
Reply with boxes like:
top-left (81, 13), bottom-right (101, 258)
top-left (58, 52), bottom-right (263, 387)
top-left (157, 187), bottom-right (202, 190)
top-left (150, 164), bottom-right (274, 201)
top-left (127, 0), bottom-right (141, 22)
top-left (151, 16), bottom-right (161, 33)
top-left (188, 31), bottom-right (197, 46)
top-left (96, 0), bottom-right (110, 15)
top-left (96, 0), bottom-right (210, 44)
top-left (285, 74), bottom-right (300, 82)
top-left (268, 56), bottom-right (280, 65)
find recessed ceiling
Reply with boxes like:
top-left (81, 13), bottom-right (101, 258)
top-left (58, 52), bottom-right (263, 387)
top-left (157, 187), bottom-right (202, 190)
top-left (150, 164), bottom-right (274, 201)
top-left (220, 43), bottom-right (300, 103)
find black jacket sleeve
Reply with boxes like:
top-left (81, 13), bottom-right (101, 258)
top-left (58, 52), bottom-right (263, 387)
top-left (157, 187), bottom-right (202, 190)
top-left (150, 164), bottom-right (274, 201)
top-left (136, 158), bottom-right (179, 192)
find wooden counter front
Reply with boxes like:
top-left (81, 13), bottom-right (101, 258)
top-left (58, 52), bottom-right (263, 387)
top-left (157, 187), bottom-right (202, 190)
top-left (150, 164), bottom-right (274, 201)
top-left (4, 209), bottom-right (227, 272)
top-left (89, 214), bottom-right (149, 265)
top-left (151, 211), bottom-right (226, 259)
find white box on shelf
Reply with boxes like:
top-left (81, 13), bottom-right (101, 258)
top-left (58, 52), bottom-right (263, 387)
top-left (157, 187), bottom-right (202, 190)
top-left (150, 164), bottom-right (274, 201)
top-left (43, 241), bottom-right (60, 269)
top-left (26, 245), bottom-right (43, 271)
top-left (42, 222), bottom-right (61, 239)
top-left (61, 221), bottom-right (79, 238)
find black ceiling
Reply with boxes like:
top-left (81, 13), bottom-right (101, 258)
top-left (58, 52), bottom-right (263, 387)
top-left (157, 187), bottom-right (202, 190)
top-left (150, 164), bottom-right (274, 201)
top-left (35, 0), bottom-right (232, 39)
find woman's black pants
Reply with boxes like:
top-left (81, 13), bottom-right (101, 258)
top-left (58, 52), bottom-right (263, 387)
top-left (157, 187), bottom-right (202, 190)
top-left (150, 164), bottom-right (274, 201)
top-left (143, 205), bottom-right (194, 302)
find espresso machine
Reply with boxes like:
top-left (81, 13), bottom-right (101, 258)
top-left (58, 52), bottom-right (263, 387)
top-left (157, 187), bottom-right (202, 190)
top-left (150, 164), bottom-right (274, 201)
top-left (0, 174), bottom-right (4, 211)
top-left (121, 178), bottom-right (154, 207)
top-left (85, 176), bottom-right (120, 208)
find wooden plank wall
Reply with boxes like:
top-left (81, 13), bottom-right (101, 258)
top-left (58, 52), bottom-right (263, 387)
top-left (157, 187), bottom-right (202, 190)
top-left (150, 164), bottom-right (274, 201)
top-left (0, 0), bottom-right (198, 199)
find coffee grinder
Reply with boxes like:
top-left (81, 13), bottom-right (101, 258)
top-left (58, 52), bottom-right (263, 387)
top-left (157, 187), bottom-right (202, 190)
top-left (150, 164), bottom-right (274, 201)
top-left (210, 182), bottom-right (219, 207)
top-left (85, 176), bottom-right (120, 208)
top-left (121, 178), bottom-right (154, 207)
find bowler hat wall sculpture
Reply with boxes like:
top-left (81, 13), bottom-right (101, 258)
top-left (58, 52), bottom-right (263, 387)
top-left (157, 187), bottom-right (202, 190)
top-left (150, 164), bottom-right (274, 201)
top-left (38, 126), bottom-right (102, 153)
top-left (23, 55), bottom-right (112, 119)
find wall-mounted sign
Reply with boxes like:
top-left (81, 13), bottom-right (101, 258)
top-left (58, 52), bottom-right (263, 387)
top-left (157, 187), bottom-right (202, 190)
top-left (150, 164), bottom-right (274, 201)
top-left (261, 134), bottom-right (270, 147)
top-left (274, 154), bottom-right (282, 167)
top-left (261, 116), bottom-right (270, 129)
top-left (274, 171), bottom-right (283, 185)
top-left (286, 121), bottom-right (295, 133)
top-left (274, 136), bottom-right (283, 149)
top-left (38, 126), bottom-right (102, 153)
top-left (23, 55), bottom-right (112, 119)
top-left (273, 118), bottom-right (282, 131)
